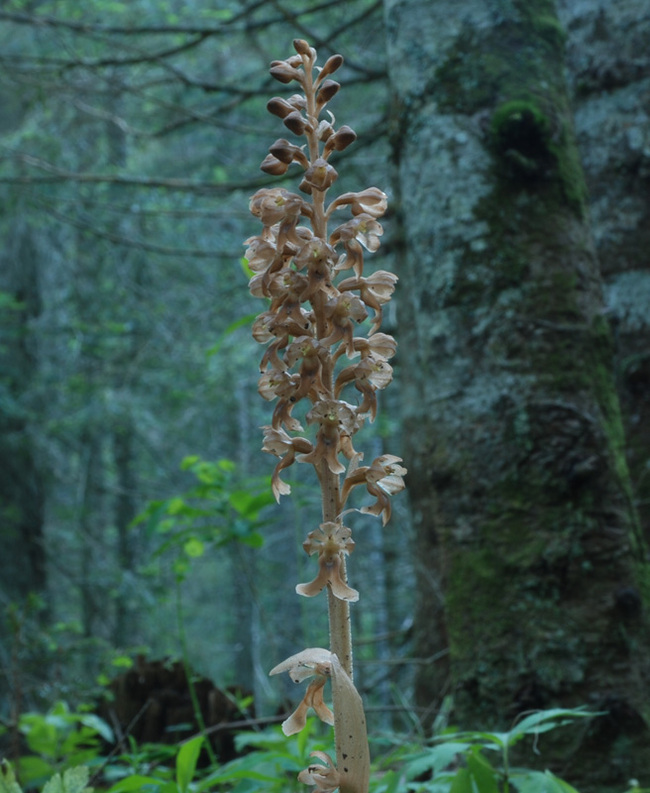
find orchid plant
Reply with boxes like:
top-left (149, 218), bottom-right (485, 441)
top-left (245, 39), bottom-right (405, 793)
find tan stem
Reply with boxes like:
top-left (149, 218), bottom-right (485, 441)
top-left (319, 461), bottom-right (353, 677)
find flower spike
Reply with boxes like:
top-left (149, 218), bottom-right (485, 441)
top-left (249, 40), bottom-right (405, 793)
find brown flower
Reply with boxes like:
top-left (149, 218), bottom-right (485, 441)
top-left (330, 214), bottom-right (383, 252)
top-left (298, 752), bottom-right (340, 793)
top-left (249, 187), bottom-right (305, 226)
top-left (303, 157), bottom-right (339, 192)
top-left (269, 648), bottom-right (334, 735)
top-left (320, 294), bottom-right (368, 355)
top-left (296, 522), bottom-right (358, 602)
top-left (327, 187), bottom-right (387, 219)
top-left (298, 400), bottom-right (359, 474)
top-left (244, 234), bottom-right (278, 274)
top-left (294, 238), bottom-right (337, 300)
top-left (262, 426), bottom-right (313, 501)
top-left (257, 371), bottom-right (303, 431)
top-left (334, 355), bottom-right (393, 421)
top-left (338, 270), bottom-right (398, 334)
top-left (340, 454), bottom-right (407, 525)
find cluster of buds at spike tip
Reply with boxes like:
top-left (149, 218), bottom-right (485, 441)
top-left (246, 40), bottom-right (405, 793)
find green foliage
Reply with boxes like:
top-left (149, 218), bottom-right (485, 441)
top-left (133, 456), bottom-right (273, 580)
top-left (399, 708), bottom-right (598, 793)
top-left (13, 702), bottom-right (112, 789)
top-left (7, 705), bottom-right (634, 793)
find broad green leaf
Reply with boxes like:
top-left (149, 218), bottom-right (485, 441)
top-left (176, 735), bottom-right (204, 793)
top-left (240, 531), bottom-right (264, 548)
top-left (105, 774), bottom-right (168, 793)
top-left (511, 769), bottom-right (580, 793)
top-left (79, 713), bottom-right (114, 743)
top-left (0, 761), bottom-right (23, 793)
top-left (180, 455), bottom-right (200, 470)
top-left (42, 767), bottom-right (91, 793)
top-left (21, 717), bottom-right (59, 759)
top-left (183, 537), bottom-right (205, 558)
top-left (467, 749), bottom-right (499, 793)
top-left (404, 743), bottom-right (472, 779)
top-left (167, 497), bottom-right (186, 515)
top-left (15, 753), bottom-right (54, 786)
top-left (449, 767), bottom-right (474, 793)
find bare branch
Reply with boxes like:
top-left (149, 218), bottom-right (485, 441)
top-left (0, 151), bottom-right (275, 194)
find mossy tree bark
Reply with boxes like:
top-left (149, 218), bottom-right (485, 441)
top-left (384, 0), bottom-right (650, 787)
top-left (560, 0), bottom-right (650, 556)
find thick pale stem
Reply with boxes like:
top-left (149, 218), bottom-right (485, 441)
top-left (319, 461), bottom-right (353, 677)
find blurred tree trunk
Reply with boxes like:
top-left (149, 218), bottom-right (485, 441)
top-left (559, 0), bottom-right (650, 548)
top-left (113, 417), bottom-right (137, 646)
top-left (384, 0), bottom-right (650, 787)
top-left (0, 222), bottom-right (46, 605)
top-left (107, 81), bottom-right (141, 649)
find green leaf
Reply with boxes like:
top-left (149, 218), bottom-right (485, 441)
top-left (240, 258), bottom-right (254, 280)
top-left (111, 655), bottom-right (134, 669)
top-left (183, 538), bottom-right (205, 558)
top-left (404, 742), bottom-right (472, 779)
top-left (0, 761), bottom-right (23, 793)
top-left (206, 313), bottom-right (257, 357)
top-left (180, 455), bottom-right (200, 470)
top-left (467, 749), bottom-right (499, 793)
top-left (505, 708), bottom-right (596, 750)
top-left (233, 489), bottom-right (275, 518)
top-left (79, 713), bottom-right (114, 743)
top-left (435, 730), bottom-right (506, 751)
top-left (167, 497), bottom-right (186, 516)
top-left (511, 769), bottom-right (581, 793)
top-left (240, 531), bottom-right (264, 548)
top-left (21, 716), bottom-right (59, 759)
top-left (15, 755), bottom-right (54, 787)
top-left (176, 735), bottom-right (204, 793)
top-left (42, 767), bottom-right (92, 793)
top-left (105, 774), bottom-right (168, 793)
top-left (449, 767), bottom-right (474, 793)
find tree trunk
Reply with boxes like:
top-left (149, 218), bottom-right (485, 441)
top-left (384, 0), bottom-right (650, 787)
top-left (0, 222), bottom-right (46, 604)
top-left (559, 0), bottom-right (650, 549)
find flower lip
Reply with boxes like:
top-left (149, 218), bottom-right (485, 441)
top-left (296, 522), bottom-right (358, 602)
top-left (269, 648), bottom-right (334, 735)
top-left (298, 751), bottom-right (340, 793)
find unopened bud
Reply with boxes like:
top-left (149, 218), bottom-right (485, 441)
top-left (267, 97), bottom-right (294, 118)
top-left (260, 154), bottom-right (289, 175)
top-left (293, 39), bottom-right (312, 56)
top-left (317, 79), bottom-right (340, 107)
top-left (269, 138), bottom-right (295, 164)
top-left (319, 54), bottom-right (344, 80)
top-left (325, 125), bottom-right (357, 155)
top-left (283, 110), bottom-right (307, 135)
top-left (269, 139), bottom-right (309, 168)
top-left (270, 60), bottom-right (300, 84)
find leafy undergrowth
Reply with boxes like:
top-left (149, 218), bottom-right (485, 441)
top-left (1, 705), bottom-right (647, 793)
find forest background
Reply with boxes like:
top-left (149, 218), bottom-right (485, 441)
top-left (1, 1), bottom-right (649, 791)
